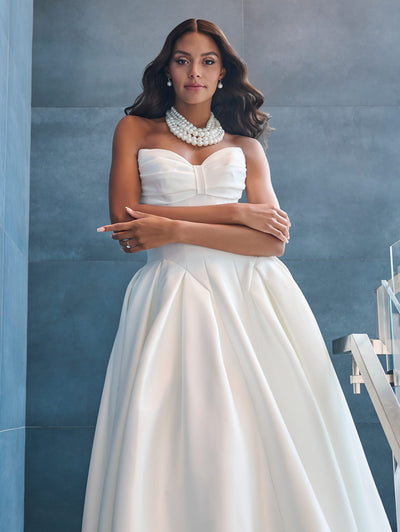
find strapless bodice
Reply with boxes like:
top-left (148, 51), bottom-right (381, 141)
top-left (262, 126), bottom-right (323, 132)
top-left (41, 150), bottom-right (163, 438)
top-left (138, 147), bottom-right (246, 206)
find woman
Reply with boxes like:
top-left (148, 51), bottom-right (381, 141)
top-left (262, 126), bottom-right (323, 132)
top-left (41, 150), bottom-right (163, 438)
top-left (82, 19), bottom-right (390, 532)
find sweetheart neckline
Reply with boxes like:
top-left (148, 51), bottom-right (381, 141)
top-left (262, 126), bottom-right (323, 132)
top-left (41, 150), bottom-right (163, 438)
top-left (138, 146), bottom-right (244, 167)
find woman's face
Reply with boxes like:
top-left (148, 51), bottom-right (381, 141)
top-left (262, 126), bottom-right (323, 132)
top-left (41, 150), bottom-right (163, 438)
top-left (166, 32), bottom-right (225, 108)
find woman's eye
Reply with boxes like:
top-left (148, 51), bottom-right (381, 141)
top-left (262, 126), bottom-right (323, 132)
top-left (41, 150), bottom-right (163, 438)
top-left (204, 59), bottom-right (216, 65)
top-left (176, 58), bottom-right (188, 65)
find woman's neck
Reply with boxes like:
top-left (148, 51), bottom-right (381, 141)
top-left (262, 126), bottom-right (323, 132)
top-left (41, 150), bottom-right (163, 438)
top-left (173, 102), bottom-right (212, 128)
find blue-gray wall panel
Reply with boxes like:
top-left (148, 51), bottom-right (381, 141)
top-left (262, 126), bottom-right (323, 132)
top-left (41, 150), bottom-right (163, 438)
top-left (0, 29), bottom-right (7, 223)
top-left (0, 0), bottom-right (9, 36)
top-left (32, 0), bottom-right (243, 108)
top-left (268, 106), bottom-right (400, 260)
top-left (9, 0), bottom-right (33, 83)
top-left (0, 428), bottom-right (25, 532)
top-left (27, 259), bottom-right (145, 426)
top-left (244, 0), bottom-right (400, 106)
top-left (0, 233), bottom-right (28, 430)
top-left (25, 427), bottom-right (93, 532)
top-left (2, 0), bottom-right (32, 251)
top-left (0, 0), bottom-right (32, 530)
top-left (4, 74), bottom-right (31, 254)
top-left (0, 229), bottom-right (3, 358)
top-left (29, 107), bottom-right (127, 262)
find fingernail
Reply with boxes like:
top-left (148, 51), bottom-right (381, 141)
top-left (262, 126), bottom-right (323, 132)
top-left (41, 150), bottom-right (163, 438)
top-left (125, 206), bottom-right (134, 212)
top-left (97, 227), bottom-right (105, 232)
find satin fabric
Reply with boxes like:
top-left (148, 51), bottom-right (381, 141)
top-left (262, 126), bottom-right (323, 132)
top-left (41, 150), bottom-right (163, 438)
top-left (82, 147), bottom-right (390, 531)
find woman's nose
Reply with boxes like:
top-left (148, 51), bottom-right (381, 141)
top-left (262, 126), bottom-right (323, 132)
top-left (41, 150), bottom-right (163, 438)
top-left (188, 63), bottom-right (201, 78)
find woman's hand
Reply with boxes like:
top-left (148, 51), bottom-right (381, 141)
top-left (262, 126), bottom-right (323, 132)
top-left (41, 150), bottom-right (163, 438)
top-left (236, 203), bottom-right (291, 243)
top-left (97, 208), bottom-right (178, 253)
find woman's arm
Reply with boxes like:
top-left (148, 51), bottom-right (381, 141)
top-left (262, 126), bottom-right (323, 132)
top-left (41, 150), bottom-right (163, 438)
top-left (108, 116), bottom-right (144, 223)
top-left (175, 219), bottom-right (286, 256)
top-left (125, 202), bottom-right (290, 243)
top-left (101, 211), bottom-right (285, 257)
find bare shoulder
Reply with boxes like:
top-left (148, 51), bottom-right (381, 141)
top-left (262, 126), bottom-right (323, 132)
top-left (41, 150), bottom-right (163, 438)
top-left (231, 135), bottom-right (266, 160)
top-left (113, 115), bottom-right (150, 140)
top-left (227, 135), bottom-right (275, 204)
top-left (227, 135), bottom-right (269, 173)
top-left (112, 115), bottom-right (164, 154)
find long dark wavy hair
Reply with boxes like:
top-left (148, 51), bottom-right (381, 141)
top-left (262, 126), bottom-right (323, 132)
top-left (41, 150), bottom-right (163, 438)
top-left (124, 19), bottom-right (272, 139)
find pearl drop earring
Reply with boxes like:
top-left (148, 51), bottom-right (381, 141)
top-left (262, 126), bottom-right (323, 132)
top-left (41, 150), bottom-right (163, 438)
top-left (217, 80), bottom-right (223, 89)
top-left (167, 78), bottom-right (172, 87)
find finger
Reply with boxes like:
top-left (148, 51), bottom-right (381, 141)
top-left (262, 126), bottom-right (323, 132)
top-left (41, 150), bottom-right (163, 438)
top-left (97, 221), bottom-right (131, 233)
top-left (270, 227), bottom-right (289, 243)
top-left (120, 247), bottom-right (138, 253)
top-left (125, 207), bottom-right (136, 218)
top-left (112, 232), bottom-right (130, 241)
top-left (261, 215), bottom-right (290, 237)
top-left (118, 235), bottom-right (138, 247)
top-left (276, 207), bottom-right (289, 219)
top-left (125, 207), bottom-right (151, 219)
top-left (276, 208), bottom-right (291, 226)
top-left (121, 244), bottom-right (142, 253)
top-left (111, 231), bottom-right (137, 242)
top-left (272, 219), bottom-right (290, 236)
top-left (269, 216), bottom-right (291, 236)
top-left (273, 220), bottom-right (291, 238)
top-left (120, 242), bottom-right (138, 252)
top-left (127, 246), bottom-right (140, 253)
top-left (278, 232), bottom-right (290, 244)
top-left (274, 211), bottom-right (291, 227)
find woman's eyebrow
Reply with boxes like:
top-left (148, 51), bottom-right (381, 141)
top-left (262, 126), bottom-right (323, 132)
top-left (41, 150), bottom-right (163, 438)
top-left (173, 50), bottom-right (219, 57)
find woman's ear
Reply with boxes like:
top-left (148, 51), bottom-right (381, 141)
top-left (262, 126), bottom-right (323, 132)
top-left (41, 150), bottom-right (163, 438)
top-left (219, 67), bottom-right (226, 80)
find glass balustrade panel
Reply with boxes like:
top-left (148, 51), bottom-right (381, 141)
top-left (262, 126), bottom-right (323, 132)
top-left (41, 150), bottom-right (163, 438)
top-left (389, 239), bottom-right (400, 531)
top-left (390, 239), bottom-right (400, 394)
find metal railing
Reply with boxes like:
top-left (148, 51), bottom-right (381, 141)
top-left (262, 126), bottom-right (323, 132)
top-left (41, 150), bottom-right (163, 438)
top-left (332, 334), bottom-right (400, 464)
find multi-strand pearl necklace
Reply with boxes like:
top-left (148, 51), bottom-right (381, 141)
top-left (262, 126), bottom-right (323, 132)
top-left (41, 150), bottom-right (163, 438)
top-left (165, 106), bottom-right (224, 146)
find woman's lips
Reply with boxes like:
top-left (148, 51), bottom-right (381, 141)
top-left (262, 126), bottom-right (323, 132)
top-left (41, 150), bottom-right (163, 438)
top-left (185, 84), bottom-right (204, 90)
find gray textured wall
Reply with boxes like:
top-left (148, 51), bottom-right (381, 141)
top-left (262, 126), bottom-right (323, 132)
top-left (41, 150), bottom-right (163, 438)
top-left (27, 1), bottom-right (400, 530)
top-left (0, 0), bottom-right (33, 530)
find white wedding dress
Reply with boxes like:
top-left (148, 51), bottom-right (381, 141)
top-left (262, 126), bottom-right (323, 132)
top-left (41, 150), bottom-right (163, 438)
top-left (82, 147), bottom-right (391, 532)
